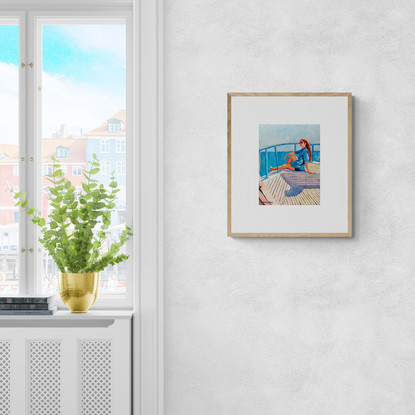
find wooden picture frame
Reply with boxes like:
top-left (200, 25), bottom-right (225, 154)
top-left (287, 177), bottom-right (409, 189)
top-left (227, 92), bottom-right (352, 237)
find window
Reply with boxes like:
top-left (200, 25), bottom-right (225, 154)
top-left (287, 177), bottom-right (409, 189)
top-left (0, 10), bottom-right (132, 305)
top-left (43, 166), bottom-right (53, 176)
top-left (116, 139), bottom-right (125, 153)
top-left (0, 19), bottom-right (19, 293)
top-left (56, 145), bottom-right (69, 158)
top-left (100, 139), bottom-right (110, 153)
top-left (75, 186), bottom-right (82, 200)
top-left (100, 160), bottom-right (111, 175)
top-left (116, 160), bottom-right (126, 175)
top-left (108, 119), bottom-right (122, 133)
top-left (72, 165), bottom-right (82, 176)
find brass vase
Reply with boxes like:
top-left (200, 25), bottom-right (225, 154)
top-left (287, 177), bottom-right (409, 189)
top-left (58, 272), bottom-right (100, 313)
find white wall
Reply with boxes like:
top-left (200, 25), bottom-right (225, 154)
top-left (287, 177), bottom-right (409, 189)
top-left (165, 1), bottom-right (415, 414)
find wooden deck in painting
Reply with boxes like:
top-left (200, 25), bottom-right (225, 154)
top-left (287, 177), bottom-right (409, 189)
top-left (259, 162), bottom-right (320, 206)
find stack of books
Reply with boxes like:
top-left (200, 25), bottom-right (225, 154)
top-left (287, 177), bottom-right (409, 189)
top-left (0, 295), bottom-right (57, 315)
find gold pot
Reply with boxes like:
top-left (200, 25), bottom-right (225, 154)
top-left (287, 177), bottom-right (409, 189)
top-left (58, 272), bottom-right (100, 313)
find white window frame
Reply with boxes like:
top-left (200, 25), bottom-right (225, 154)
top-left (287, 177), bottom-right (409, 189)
top-left (0, 2), bottom-right (164, 415)
top-left (116, 137), bottom-right (126, 153)
top-left (108, 120), bottom-right (121, 133)
top-left (13, 165), bottom-right (19, 176)
top-left (56, 145), bottom-right (69, 158)
top-left (116, 159), bottom-right (126, 175)
top-left (100, 159), bottom-right (111, 175)
top-left (72, 165), bottom-right (82, 176)
top-left (42, 165), bottom-right (53, 176)
top-left (0, 10), bottom-right (133, 308)
top-left (100, 138), bottom-right (111, 153)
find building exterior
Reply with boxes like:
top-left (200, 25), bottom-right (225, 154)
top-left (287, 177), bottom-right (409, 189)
top-left (85, 110), bottom-right (127, 226)
top-left (0, 144), bottom-right (19, 227)
top-left (42, 137), bottom-right (86, 217)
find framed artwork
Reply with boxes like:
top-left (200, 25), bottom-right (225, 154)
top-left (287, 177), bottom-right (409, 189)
top-left (227, 92), bottom-right (352, 237)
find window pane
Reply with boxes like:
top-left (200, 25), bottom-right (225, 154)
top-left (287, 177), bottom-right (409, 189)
top-left (0, 23), bottom-right (19, 294)
top-left (41, 23), bottom-right (127, 295)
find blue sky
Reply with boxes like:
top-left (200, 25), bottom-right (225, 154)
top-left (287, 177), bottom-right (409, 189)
top-left (259, 124), bottom-right (320, 149)
top-left (0, 24), bottom-right (126, 142)
top-left (42, 25), bottom-right (126, 96)
top-left (0, 25), bottom-right (18, 64)
top-left (0, 24), bottom-right (126, 94)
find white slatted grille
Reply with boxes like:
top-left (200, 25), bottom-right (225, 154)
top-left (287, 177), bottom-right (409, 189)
top-left (81, 341), bottom-right (112, 415)
top-left (0, 342), bottom-right (11, 415)
top-left (30, 341), bottom-right (61, 415)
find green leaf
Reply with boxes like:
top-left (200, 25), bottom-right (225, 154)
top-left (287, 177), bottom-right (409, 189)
top-left (38, 218), bottom-right (46, 226)
top-left (52, 169), bottom-right (63, 177)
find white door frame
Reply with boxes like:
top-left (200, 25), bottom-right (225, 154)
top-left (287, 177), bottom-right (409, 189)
top-left (133, 0), bottom-right (164, 415)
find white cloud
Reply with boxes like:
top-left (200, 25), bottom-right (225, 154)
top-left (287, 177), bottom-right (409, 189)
top-left (0, 62), bottom-right (125, 144)
top-left (58, 25), bottom-right (126, 67)
top-left (42, 72), bottom-right (125, 137)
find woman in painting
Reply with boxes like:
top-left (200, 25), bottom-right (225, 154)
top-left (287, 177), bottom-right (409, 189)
top-left (270, 139), bottom-right (315, 174)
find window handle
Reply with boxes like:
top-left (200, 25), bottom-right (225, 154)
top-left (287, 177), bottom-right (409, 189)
top-left (21, 62), bottom-right (33, 68)
top-left (21, 248), bottom-right (33, 253)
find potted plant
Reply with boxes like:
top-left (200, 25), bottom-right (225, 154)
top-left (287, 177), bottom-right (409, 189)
top-left (12, 154), bottom-right (132, 312)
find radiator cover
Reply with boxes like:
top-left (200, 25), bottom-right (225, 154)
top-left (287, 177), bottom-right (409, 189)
top-left (0, 311), bottom-right (131, 415)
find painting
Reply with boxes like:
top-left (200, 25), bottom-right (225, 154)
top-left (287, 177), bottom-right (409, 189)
top-left (227, 93), bottom-right (352, 237)
top-left (259, 124), bottom-right (320, 205)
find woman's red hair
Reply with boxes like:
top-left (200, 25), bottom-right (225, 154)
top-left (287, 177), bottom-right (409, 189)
top-left (300, 139), bottom-right (312, 162)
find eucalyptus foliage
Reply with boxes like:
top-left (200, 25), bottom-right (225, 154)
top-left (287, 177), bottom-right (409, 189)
top-left (12, 154), bottom-right (132, 273)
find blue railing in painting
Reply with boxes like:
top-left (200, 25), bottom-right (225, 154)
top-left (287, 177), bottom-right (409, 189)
top-left (259, 143), bottom-right (320, 180)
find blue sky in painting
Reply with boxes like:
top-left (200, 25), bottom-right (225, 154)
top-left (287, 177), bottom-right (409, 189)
top-left (259, 124), bottom-right (320, 149)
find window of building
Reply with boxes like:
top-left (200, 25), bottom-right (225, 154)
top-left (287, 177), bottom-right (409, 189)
top-left (13, 165), bottom-right (18, 176)
top-left (56, 145), bottom-right (70, 158)
top-left (108, 120), bottom-right (122, 133)
top-left (116, 139), bottom-right (125, 153)
top-left (43, 166), bottom-right (53, 176)
top-left (116, 160), bottom-right (126, 175)
top-left (72, 166), bottom-right (82, 176)
top-left (75, 186), bottom-right (82, 200)
top-left (100, 160), bottom-right (111, 175)
top-left (100, 139), bottom-right (110, 153)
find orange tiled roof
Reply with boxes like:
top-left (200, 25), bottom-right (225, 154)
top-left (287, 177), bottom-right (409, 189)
top-left (0, 144), bottom-right (18, 163)
top-left (85, 110), bottom-right (126, 136)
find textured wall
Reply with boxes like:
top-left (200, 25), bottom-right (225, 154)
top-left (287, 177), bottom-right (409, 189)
top-left (165, 1), bottom-right (415, 414)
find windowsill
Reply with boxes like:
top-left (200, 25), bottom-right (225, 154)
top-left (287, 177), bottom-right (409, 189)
top-left (0, 310), bottom-right (133, 320)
